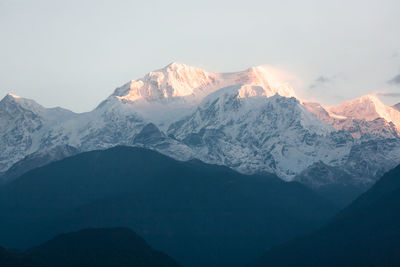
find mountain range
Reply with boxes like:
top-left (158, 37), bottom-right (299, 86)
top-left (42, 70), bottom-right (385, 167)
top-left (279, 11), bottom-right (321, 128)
top-left (2, 62), bottom-right (400, 203)
top-left (0, 146), bottom-right (337, 266)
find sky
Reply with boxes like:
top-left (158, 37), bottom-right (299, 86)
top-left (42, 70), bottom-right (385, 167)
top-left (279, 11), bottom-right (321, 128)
top-left (1, 0), bottom-right (400, 112)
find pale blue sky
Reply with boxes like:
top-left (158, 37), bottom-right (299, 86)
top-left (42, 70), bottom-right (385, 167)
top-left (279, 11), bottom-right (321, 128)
top-left (1, 0), bottom-right (400, 112)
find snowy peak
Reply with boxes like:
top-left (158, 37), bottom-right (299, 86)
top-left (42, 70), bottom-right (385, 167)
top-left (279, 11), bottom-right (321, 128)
top-left (103, 63), bottom-right (300, 126)
top-left (0, 93), bottom-right (76, 120)
top-left (114, 62), bottom-right (217, 103)
top-left (1, 93), bottom-right (23, 104)
top-left (0, 93), bottom-right (19, 107)
top-left (392, 103), bottom-right (400, 111)
top-left (112, 63), bottom-right (297, 106)
top-left (0, 93), bottom-right (46, 115)
top-left (5, 92), bottom-right (21, 99)
top-left (234, 66), bottom-right (296, 99)
top-left (328, 94), bottom-right (385, 120)
top-left (327, 94), bottom-right (400, 130)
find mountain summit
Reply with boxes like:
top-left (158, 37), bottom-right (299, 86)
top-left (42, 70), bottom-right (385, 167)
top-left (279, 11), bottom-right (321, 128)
top-left (327, 94), bottom-right (400, 131)
top-left (112, 62), bottom-right (296, 104)
top-left (112, 62), bottom-right (217, 103)
top-left (102, 63), bottom-right (297, 125)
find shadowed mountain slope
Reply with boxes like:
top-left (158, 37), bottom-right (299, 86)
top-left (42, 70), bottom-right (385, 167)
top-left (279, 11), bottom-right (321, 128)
top-left (0, 146), bottom-right (337, 266)
top-left (251, 164), bottom-right (400, 266)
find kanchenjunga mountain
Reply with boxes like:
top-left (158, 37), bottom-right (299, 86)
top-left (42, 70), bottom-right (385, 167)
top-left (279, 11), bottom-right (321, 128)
top-left (250, 163), bottom-right (400, 267)
top-left (0, 227), bottom-right (180, 267)
top-left (0, 146), bottom-right (337, 267)
top-left (2, 62), bottom-right (400, 204)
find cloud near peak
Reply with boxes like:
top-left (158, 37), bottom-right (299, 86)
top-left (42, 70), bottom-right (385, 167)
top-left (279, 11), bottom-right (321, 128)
top-left (388, 74), bottom-right (400, 85)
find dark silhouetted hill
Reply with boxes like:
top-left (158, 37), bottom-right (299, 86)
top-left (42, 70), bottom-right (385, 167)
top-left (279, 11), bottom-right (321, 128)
top-left (0, 227), bottom-right (179, 267)
top-left (251, 164), bottom-right (400, 266)
top-left (0, 146), bottom-right (337, 266)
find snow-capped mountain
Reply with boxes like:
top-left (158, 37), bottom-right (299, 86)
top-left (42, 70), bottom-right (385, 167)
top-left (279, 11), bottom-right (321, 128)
top-left (2, 62), bottom-right (400, 189)
top-left (168, 86), bottom-right (351, 180)
top-left (328, 94), bottom-right (400, 130)
top-left (108, 63), bottom-right (296, 128)
top-left (0, 93), bottom-right (76, 172)
top-left (304, 97), bottom-right (400, 138)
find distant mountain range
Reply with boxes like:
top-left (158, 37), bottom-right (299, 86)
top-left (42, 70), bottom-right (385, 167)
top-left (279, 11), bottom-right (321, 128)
top-left (2, 62), bottom-right (400, 198)
top-left (0, 227), bottom-right (180, 267)
top-left (0, 146), bottom-right (337, 267)
top-left (250, 163), bottom-right (400, 266)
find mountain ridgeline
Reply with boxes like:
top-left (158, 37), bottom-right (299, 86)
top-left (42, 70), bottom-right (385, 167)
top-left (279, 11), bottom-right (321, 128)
top-left (2, 63), bottom-right (400, 206)
top-left (0, 146), bottom-right (337, 267)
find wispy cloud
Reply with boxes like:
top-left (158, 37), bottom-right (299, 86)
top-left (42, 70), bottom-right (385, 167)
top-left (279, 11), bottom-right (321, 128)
top-left (309, 75), bottom-right (332, 89)
top-left (376, 92), bottom-right (400, 98)
top-left (388, 74), bottom-right (400, 85)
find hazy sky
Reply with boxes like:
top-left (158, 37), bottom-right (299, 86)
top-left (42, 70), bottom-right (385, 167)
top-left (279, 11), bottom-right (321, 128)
top-left (1, 0), bottom-right (400, 112)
